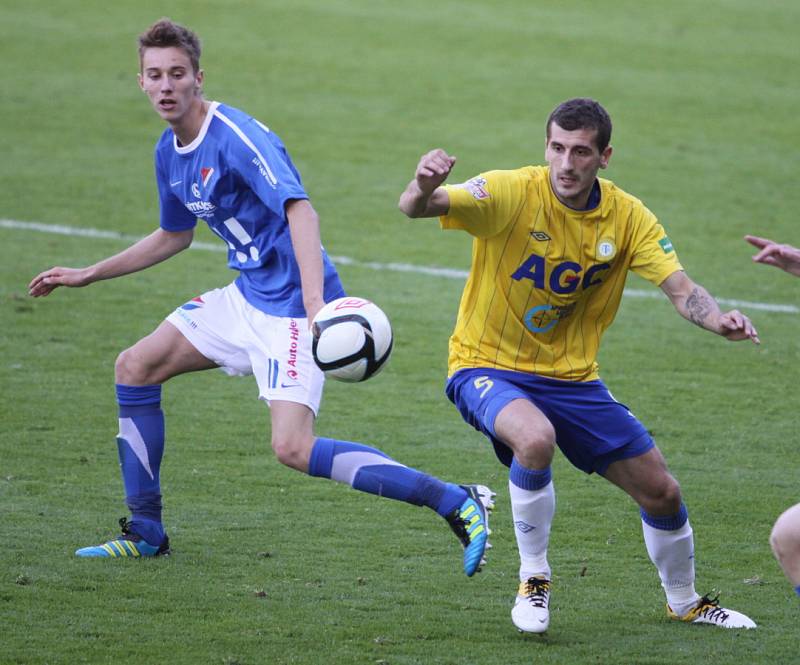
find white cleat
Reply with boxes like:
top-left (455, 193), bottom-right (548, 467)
top-left (511, 576), bottom-right (551, 633)
top-left (668, 593), bottom-right (757, 629)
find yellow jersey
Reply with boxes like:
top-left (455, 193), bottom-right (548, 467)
top-left (440, 166), bottom-right (682, 381)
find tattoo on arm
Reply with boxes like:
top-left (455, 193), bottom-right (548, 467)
top-left (685, 287), bottom-right (714, 327)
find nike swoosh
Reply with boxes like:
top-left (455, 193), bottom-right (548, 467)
top-left (280, 382), bottom-right (300, 389)
top-left (170, 180), bottom-right (182, 187)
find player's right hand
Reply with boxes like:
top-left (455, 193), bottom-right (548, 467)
top-left (745, 235), bottom-right (800, 277)
top-left (415, 149), bottom-right (456, 194)
top-left (28, 266), bottom-right (91, 297)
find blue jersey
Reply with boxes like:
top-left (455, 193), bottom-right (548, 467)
top-left (154, 101), bottom-right (345, 316)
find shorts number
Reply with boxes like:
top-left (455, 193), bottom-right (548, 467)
top-left (473, 376), bottom-right (494, 399)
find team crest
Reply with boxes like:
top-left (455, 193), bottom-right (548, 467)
top-left (201, 167), bottom-right (214, 187)
top-left (596, 238), bottom-right (616, 260)
top-left (191, 182), bottom-right (201, 198)
top-left (456, 177), bottom-right (490, 200)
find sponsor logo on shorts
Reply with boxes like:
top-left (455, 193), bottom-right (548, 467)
top-left (174, 307), bottom-right (198, 330)
top-left (286, 319), bottom-right (300, 380)
top-left (180, 296), bottom-right (205, 311)
top-left (175, 297), bottom-right (204, 330)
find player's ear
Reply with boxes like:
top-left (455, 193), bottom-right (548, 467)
top-left (599, 145), bottom-right (613, 169)
top-left (137, 73), bottom-right (145, 91)
top-left (195, 68), bottom-right (204, 93)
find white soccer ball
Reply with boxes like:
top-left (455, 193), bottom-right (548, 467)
top-left (311, 297), bottom-right (393, 382)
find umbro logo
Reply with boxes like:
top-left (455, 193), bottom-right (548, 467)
top-left (515, 520), bottom-right (537, 533)
top-left (530, 231), bottom-right (551, 241)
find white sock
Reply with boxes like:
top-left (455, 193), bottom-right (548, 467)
top-left (509, 479), bottom-right (555, 581)
top-left (641, 518), bottom-right (700, 615)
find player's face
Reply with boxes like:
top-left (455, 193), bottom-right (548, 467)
top-left (138, 47), bottom-right (203, 125)
top-left (545, 123), bottom-right (612, 209)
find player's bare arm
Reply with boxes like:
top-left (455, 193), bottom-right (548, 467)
top-left (745, 235), bottom-right (800, 277)
top-left (398, 149), bottom-right (456, 218)
top-left (286, 198), bottom-right (325, 322)
top-left (660, 270), bottom-right (760, 344)
top-left (28, 228), bottom-right (194, 297)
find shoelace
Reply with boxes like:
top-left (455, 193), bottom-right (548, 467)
top-left (522, 578), bottom-right (550, 608)
top-left (695, 594), bottom-right (730, 623)
top-left (118, 516), bottom-right (135, 539)
top-left (447, 499), bottom-right (483, 547)
top-left (448, 512), bottom-right (471, 546)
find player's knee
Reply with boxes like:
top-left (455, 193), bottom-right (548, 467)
top-left (271, 434), bottom-right (312, 472)
top-left (513, 421), bottom-right (556, 465)
top-left (770, 510), bottom-right (800, 562)
top-left (641, 475), bottom-right (682, 515)
top-left (115, 347), bottom-right (150, 384)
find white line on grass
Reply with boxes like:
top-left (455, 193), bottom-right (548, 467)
top-left (4, 218), bottom-right (797, 314)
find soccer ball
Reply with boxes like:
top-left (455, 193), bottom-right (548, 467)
top-left (311, 297), bottom-right (393, 382)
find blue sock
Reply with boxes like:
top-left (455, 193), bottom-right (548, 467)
top-left (509, 458), bottom-right (552, 490)
top-left (640, 504), bottom-right (689, 531)
top-left (308, 437), bottom-right (466, 517)
top-left (116, 384), bottom-right (165, 544)
top-left (795, 585), bottom-right (800, 598)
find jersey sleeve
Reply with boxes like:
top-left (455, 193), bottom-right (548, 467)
top-left (230, 125), bottom-right (308, 217)
top-left (439, 169), bottom-right (526, 238)
top-left (628, 206), bottom-right (683, 285)
top-left (155, 151), bottom-right (197, 232)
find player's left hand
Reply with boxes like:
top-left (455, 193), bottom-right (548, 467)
top-left (718, 310), bottom-right (760, 344)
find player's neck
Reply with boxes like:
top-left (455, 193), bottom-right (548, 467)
top-left (171, 97), bottom-right (209, 147)
top-left (553, 179), bottom-right (601, 211)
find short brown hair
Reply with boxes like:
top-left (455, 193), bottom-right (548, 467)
top-left (546, 98), bottom-right (612, 152)
top-left (138, 18), bottom-right (202, 73)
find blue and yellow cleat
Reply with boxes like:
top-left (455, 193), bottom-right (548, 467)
top-left (75, 517), bottom-right (170, 558)
top-left (446, 484), bottom-right (495, 576)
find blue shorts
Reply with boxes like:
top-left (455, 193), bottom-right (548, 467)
top-left (445, 368), bottom-right (654, 475)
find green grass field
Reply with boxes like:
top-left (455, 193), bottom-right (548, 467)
top-left (2, 1), bottom-right (799, 663)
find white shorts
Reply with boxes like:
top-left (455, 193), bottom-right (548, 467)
top-left (166, 283), bottom-right (324, 414)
